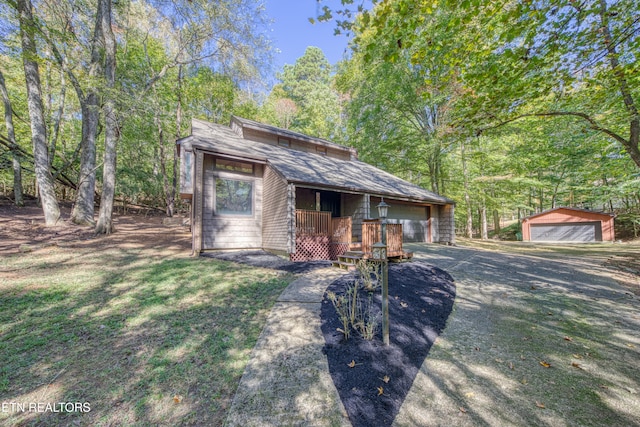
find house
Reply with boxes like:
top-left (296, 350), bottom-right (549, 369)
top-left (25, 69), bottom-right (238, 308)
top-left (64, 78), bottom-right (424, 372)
top-left (521, 207), bottom-right (615, 242)
top-left (177, 116), bottom-right (456, 260)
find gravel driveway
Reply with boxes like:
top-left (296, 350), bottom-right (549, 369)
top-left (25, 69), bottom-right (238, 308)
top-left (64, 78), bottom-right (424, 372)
top-left (394, 243), bottom-right (640, 427)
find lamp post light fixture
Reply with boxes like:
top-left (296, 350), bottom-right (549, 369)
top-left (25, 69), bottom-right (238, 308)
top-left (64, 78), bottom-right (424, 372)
top-left (376, 198), bottom-right (389, 223)
top-left (371, 242), bottom-right (389, 345)
top-left (373, 198), bottom-right (391, 346)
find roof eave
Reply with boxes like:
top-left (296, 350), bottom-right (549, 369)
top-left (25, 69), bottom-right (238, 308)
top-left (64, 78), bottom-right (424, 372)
top-left (288, 180), bottom-right (453, 205)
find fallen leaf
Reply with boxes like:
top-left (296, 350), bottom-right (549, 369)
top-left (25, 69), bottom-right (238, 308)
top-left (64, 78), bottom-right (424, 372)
top-left (400, 301), bottom-right (408, 308)
top-left (173, 395), bottom-right (183, 404)
top-left (571, 362), bottom-right (583, 370)
top-left (521, 378), bottom-right (528, 385)
top-left (572, 354), bottom-right (583, 359)
top-left (564, 336), bottom-right (573, 341)
top-left (535, 401), bottom-right (545, 409)
top-left (382, 375), bottom-right (390, 383)
top-left (465, 392), bottom-right (475, 398)
top-left (377, 386), bottom-right (384, 396)
top-left (539, 361), bottom-right (551, 368)
top-left (459, 407), bottom-right (467, 413)
top-left (626, 343), bottom-right (635, 348)
top-left (348, 360), bottom-right (357, 368)
top-left (495, 358), bottom-right (504, 363)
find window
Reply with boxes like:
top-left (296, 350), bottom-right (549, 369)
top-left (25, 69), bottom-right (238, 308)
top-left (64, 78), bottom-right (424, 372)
top-left (215, 158), bottom-right (253, 174)
top-left (278, 138), bottom-right (290, 147)
top-left (182, 150), bottom-right (193, 192)
top-left (215, 178), bottom-right (253, 215)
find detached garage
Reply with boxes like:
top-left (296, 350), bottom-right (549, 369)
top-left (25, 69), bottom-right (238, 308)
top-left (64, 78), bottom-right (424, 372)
top-left (522, 207), bottom-right (615, 242)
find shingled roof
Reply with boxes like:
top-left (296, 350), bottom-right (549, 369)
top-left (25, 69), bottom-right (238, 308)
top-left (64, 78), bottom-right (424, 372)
top-left (180, 118), bottom-right (453, 205)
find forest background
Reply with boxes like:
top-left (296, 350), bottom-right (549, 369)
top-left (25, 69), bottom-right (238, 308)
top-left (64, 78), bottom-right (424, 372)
top-left (0, 0), bottom-right (639, 239)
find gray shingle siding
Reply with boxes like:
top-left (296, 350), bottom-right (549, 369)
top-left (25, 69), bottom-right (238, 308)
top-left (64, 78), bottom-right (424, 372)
top-left (262, 165), bottom-right (290, 252)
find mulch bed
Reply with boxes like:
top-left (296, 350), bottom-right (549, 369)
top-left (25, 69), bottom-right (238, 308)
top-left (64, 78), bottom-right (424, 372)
top-left (320, 262), bottom-right (456, 427)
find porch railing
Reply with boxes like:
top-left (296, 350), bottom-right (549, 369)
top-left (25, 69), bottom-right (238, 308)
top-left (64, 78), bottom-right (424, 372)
top-left (295, 209), bottom-right (331, 236)
top-left (362, 221), bottom-right (403, 256)
top-left (331, 216), bottom-right (352, 243)
top-left (295, 209), bottom-right (352, 242)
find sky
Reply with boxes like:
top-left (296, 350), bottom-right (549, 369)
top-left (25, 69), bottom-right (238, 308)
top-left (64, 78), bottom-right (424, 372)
top-left (264, 0), bottom-right (352, 72)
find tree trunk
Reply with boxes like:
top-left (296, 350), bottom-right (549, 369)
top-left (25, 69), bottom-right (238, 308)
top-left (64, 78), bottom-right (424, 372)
top-left (599, 0), bottom-right (640, 169)
top-left (95, 0), bottom-right (117, 234)
top-left (480, 203), bottom-right (488, 240)
top-left (493, 209), bottom-right (500, 233)
top-left (71, 2), bottom-right (103, 226)
top-left (18, 0), bottom-right (59, 224)
top-left (155, 116), bottom-right (173, 217)
top-left (48, 59), bottom-right (67, 168)
top-left (172, 64), bottom-right (183, 216)
top-left (0, 70), bottom-right (24, 206)
top-left (461, 139), bottom-right (473, 238)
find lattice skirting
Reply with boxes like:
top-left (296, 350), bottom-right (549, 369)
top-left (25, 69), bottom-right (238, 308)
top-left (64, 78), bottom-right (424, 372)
top-left (329, 243), bottom-right (350, 260)
top-left (290, 237), bottom-right (350, 262)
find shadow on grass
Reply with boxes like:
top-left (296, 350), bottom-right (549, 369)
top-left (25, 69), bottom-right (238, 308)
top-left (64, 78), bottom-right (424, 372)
top-left (0, 246), bottom-right (291, 426)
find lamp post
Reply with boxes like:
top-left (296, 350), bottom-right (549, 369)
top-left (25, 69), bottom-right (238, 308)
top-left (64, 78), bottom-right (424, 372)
top-left (376, 198), bottom-right (390, 346)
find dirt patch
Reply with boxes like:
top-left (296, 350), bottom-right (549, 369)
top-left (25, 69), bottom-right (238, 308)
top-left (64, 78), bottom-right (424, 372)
top-left (320, 262), bottom-right (456, 427)
top-left (0, 200), bottom-right (191, 256)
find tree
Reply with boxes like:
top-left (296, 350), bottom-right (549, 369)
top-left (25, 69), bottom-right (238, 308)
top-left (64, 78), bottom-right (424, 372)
top-left (277, 47), bottom-right (342, 139)
top-left (94, 0), bottom-right (117, 234)
top-left (16, 0), bottom-right (59, 225)
top-left (0, 69), bottom-right (23, 206)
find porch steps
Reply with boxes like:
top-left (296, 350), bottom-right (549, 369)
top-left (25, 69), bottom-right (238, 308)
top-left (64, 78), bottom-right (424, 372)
top-left (331, 251), bottom-right (365, 271)
top-left (391, 251), bottom-right (414, 261)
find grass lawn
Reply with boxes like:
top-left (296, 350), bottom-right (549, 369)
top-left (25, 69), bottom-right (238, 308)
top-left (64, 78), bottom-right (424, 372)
top-left (0, 244), bottom-right (293, 426)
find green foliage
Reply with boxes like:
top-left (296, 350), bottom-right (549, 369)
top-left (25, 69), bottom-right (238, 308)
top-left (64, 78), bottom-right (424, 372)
top-left (491, 222), bottom-right (521, 241)
top-left (614, 212), bottom-right (640, 240)
top-left (264, 47), bottom-right (343, 140)
top-left (334, 0), bottom-right (640, 236)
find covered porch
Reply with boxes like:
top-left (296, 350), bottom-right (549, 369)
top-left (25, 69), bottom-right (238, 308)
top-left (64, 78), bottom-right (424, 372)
top-left (290, 209), bottom-right (409, 262)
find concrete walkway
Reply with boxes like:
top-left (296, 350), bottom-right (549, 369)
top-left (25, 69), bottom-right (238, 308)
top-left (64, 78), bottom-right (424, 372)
top-left (224, 267), bottom-right (351, 427)
top-left (224, 244), bottom-right (640, 426)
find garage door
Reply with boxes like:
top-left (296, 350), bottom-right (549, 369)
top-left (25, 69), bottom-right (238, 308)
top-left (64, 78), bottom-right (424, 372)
top-left (530, 221), bottom-right (602, 242)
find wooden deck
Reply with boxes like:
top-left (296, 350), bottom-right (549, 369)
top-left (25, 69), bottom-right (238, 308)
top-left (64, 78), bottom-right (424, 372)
top-left (293, 210), bottom-right (412, 263)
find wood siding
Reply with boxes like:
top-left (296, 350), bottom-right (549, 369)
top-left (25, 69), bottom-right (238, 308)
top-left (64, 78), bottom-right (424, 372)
top-left (241, 128), bottom-right (352, 161)
top-left (262, 165), bottom-right (290, 252)
top-left (201, 160), bottom-right (263, 250)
